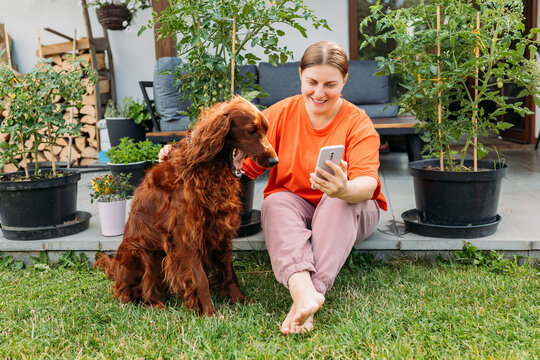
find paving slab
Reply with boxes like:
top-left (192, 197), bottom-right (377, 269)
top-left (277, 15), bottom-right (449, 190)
top-left (2, 149), bottom-right (540, 263)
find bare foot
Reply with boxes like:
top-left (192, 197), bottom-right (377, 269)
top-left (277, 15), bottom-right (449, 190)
top-left (292, 290), bottom-right (324, 328)
top-left (280, 271), bottom-right (325, 334)
top-left (280, 304), bottom-right (297, 334)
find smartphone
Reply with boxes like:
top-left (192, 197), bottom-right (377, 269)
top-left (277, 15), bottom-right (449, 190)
top-left (312, 145), bottom-right (345, 187)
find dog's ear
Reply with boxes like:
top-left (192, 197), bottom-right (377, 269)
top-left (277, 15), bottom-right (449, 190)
top-left (185, 104), bottom-right (231, 164)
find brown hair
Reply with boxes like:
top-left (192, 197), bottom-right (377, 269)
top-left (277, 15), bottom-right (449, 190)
top-left (300, 41), bottom-right (348, 77)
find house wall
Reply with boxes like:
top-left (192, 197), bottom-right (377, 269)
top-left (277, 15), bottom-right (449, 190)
top-left (0, 0), bottom-right (347, 104)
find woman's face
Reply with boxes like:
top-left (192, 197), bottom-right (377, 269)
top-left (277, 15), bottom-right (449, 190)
top-left (300, 64), bottom-right (348, 118)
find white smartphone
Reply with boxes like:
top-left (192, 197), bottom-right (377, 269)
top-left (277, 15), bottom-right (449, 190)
top-left (312, 145), bottom-right (345, 188)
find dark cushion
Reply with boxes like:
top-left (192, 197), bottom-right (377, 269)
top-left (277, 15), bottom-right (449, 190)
top-left (153, 57), bottom-right (190, 129)
top-left (342, 60), bottom-right (391, 105)
top-left (359, 104), bottom-right (399, 119)
top-left (258, 62), bottom-right (301, 107)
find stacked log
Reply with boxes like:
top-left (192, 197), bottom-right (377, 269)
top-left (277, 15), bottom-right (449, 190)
top-left (0, 38), bottom-right (110, 172)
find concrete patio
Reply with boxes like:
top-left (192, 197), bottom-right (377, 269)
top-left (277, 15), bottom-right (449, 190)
top-left (1, 144), bottom-right (539, 263)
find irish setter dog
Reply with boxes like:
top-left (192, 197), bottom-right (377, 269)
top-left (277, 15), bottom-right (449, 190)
top-left (95, 96), bottom-right (278, 315)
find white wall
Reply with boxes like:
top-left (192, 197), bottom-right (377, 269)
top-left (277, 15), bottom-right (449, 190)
top-left (0, 0), bottom-right (155, 101)
top-left (0, 0), bottom-right (348, 101)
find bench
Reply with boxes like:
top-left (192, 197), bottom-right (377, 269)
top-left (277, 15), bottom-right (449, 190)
top-left (140, 58), bottom-right (423, 161)
top-left (140, 79), bottom-right (422, 161)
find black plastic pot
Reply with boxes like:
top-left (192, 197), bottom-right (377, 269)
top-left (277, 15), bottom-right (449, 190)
top-left (236, 175), bottom-right (261, 237)
top-left (0, 169), bottom-right (80, 228)
top-left (108, 161), bottom-right (151, 195)
top-left (408, 159), bottom-right (507, 226)
top-left (106, 118), bottom-right (146, 148)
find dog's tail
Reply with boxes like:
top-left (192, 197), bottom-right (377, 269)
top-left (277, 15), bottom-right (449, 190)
top-left (94, 252), bottom-right (116, 279)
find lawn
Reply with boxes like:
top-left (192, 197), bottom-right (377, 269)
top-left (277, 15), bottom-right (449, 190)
top-left (0, 248), bottom-right (538, 359)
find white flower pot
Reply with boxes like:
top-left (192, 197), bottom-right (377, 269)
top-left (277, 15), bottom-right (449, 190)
top-left (97, 199), bottom-right (127, 236)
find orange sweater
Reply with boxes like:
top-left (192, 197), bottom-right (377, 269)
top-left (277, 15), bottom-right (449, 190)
top-left (243, 95), bottom-right (387, 211)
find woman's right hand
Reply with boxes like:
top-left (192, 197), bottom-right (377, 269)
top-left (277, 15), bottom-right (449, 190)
top-left (158, 144), bottom-right (173, 162)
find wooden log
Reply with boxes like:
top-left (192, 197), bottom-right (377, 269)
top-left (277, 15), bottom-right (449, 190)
top-left (81, 146), bottom-right (98, 159)
top-left (87, 136), bottom-right (99, 148)
top-left (81, 124), bottom-right (96, 140)
top-left (37, 151), bottom-right (47, 162)
top-left (74, 137), bottom-right (87, 150)
top-left (80, 105), bottom-right (96, 117)
top-left (53, 65), bottom-right (62, 73)
top-left (80, 115), bottom-right (97, 124)
top-left (2, 163), bottom-right (18, 173)
top-left (79, 158), bottom-right (98, 166)
top-left (50, 54), bottom-right (62, 65)
top-left (82, 94), bottom-right (95, 105)
top-left (43, 149), bottom-right (58, 162)
top-left (36, 38), bottom-right (91, 57)
top-left (56, 138), bottom-right (69, 147)
top-left (59, 146), bottom-right (81, 162)
top-left (52, 145), bottom-right (63, 156)
top-left (79, 52), bottom-right (106, 70)
top-left (61, 60), bottom-right (82, 71)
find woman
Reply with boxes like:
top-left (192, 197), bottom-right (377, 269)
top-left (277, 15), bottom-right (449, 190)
top-left (243, 41), bottom-right (387, 334)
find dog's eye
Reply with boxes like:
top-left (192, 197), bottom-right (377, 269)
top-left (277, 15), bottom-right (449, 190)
top-left (247, 129), bottom-right (257, 136)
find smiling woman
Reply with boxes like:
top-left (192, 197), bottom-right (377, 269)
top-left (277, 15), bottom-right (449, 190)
top-left (242, 40), bottom-right (386, 335)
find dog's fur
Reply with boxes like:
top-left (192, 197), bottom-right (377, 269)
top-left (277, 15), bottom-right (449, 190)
top-left (95, 96), bottom-right (278, 315)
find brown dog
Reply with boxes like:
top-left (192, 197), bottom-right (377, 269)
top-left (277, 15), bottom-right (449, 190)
top-left (95, 96), bottom-right (278, 315)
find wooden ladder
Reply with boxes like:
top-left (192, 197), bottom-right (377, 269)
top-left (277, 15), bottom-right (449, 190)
top-left (81, 0), bottom-right (116, 120)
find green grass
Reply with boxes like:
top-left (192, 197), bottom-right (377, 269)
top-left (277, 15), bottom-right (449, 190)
top-left (0, 251), bottom-right (538, 359)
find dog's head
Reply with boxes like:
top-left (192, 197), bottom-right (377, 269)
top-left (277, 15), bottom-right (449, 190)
top-left (187, 96), bottom-right (278, 177)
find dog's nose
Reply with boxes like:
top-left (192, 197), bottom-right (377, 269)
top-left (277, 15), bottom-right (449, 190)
top-left (267, 157), bottom-right (279, 167)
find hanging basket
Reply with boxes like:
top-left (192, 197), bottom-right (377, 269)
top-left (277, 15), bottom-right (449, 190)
top-left (96, 4), bottom-right (132, 31)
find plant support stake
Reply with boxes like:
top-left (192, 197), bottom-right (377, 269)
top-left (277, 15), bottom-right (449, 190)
top-left (67, 29), bottom-right (77, 169)
top-left (230, 16), bottom-right (236, 98)
top-left (473, 11), bottom-right (480, 172)
top-left (437, 6), bottom-right (443, 170)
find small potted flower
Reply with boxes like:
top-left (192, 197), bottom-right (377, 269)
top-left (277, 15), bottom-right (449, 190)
top-left (86, 0), bottom-right (152, 31)
top-left (89, 173), bottom-right (133, 236)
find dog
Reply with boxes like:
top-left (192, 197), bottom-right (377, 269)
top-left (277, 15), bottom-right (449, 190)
top-left (95, 96), bottom-right (278, 315)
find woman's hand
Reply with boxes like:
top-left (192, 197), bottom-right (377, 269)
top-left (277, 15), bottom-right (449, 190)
top-left (158, 144), bottom-right (173, 162)
top-left (310, 160), bottom-right (348, 198)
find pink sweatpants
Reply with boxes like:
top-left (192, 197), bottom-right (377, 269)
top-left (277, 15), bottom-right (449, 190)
top-left (261, 191), bottom-right (380, 294)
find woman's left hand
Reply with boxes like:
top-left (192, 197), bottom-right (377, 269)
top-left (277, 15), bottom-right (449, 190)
top-left (310, 160), bottom-right (348, 198)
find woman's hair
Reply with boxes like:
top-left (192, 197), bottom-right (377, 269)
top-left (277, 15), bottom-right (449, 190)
top-left (300, 41), bottom-right (348, 77)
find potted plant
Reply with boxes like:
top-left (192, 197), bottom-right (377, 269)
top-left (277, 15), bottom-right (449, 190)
top-left (104, 96), bottom-right (152, 147)
top-left (89, 173), bottom-right (133, 236)
top-left (85, 0), bottom-right (152, 31)
top-left (105, 137), bottom-right (162, 193)
top-left (0, 58), bottom-right (96, 240)
top-left (362, 0), bottom-right (540, 238)
top-left (141, 0), bottom-right (329, 235)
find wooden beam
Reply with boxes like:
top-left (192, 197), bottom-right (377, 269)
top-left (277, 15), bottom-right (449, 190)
top-left (152, 0), bottom-right (176, 59)
top-left (348, 0), bottom-right (358, 60)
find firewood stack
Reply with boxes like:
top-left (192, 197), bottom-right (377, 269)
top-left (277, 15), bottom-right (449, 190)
top-left (0, 38), bottom-right (111, 172)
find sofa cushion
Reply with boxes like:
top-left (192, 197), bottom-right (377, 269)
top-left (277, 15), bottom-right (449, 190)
top-left (342, 60), bottom-right (391, 105)
top-left (258, 62), bottom-right (301, 107)
top-left (359, 104), bottom-right (399, 119)
top-left (153, 57), bottom-right (190, 130)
